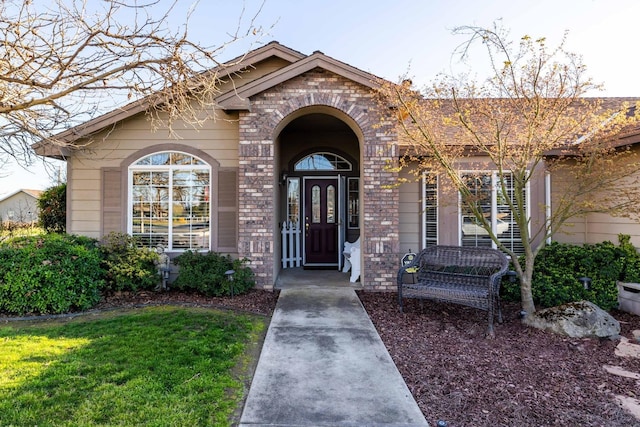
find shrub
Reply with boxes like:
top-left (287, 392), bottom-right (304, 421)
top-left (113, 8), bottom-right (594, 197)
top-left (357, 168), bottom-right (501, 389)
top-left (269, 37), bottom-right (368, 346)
top-left (501, 235), bottom-right (640, 310)
top-left (172, 251), bottom-right (254, 297)
top-left (617, 233), bottom-right (640, 283)
top-left (97, 232), bottom-right (159, 292)
top-left (0, 233), bottom-right (104, 315)
top-left (38, 183), bottom-right (66, 233)
top-left (500, 267), bottom-right (521, 303)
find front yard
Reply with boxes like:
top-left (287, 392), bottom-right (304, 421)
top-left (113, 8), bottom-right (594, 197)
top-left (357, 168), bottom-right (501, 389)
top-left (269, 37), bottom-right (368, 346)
top-left (0, 305), bottom-right (268, 427)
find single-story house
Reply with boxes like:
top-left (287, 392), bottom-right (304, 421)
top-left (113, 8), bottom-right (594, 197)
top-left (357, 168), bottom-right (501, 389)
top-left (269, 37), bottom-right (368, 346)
top-left (33, 42), bottom-right (640, 290)
top-left (0, 189), bottom-right (43, 225)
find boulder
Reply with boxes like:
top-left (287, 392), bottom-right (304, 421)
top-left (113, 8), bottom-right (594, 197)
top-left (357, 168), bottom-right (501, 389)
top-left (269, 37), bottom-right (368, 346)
top-left (523, 300), bottom-right (620, 338)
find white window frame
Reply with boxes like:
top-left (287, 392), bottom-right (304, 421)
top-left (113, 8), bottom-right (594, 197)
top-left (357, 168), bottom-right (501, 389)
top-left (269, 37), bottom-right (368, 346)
top-left (347, 177), bottom-right (360, 229)
top-left (458, 170), bottom-right (530, 254)
top-left (128, 151), bottom-right (212, 252)
top-left (286, 177), bottom-right (301, 224)
top-left (422, 173), bottom-right (438, 248)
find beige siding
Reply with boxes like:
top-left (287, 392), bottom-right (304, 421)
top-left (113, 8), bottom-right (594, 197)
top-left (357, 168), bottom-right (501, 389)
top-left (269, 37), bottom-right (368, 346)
top-left (73, 221), bottom-right (102, 238)
top-left (398, 170), bottom-right (420, 253)
top-left (70, 200), bottom-right (100, 211)
top-left (551, 149), bottom-right (640, 248)
top-left (70, 178), bottom-right (100, 190)
top-left (231, 57), bottom-right (293, 85)
top-left (553, 222), bottom-right (588, 245)
top-left (584, 213), bottom-right (640, 247)
top-left (439, 203), bottom-right (460, 246)
top-left (398, 159), bottom-right (548, 250)
top-left (555, 214), bottom-right (640, 247)
top-left (67, 107), bottom-right (241, 237)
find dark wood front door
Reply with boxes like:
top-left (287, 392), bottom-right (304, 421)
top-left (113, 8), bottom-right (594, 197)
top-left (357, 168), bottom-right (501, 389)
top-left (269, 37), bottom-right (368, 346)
top-left (304, 178), bottom-right (338, 265)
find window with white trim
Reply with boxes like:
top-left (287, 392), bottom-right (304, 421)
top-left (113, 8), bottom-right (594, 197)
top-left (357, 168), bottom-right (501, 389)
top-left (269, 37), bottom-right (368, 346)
top-left (129, 151), bottom-right (211, 251)
top-left (422, 174), bottom-right (438, 248)
top-left (459, 171), bottom-right (527, 255)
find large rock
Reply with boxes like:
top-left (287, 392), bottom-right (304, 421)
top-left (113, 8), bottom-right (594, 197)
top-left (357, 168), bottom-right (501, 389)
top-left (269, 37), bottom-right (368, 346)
top-left (523, 300), bottom-right (620, 338)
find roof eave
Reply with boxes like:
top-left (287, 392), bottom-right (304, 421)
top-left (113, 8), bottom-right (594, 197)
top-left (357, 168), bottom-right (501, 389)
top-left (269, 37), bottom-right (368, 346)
top-left (32, 41), bottom-right (305, 155)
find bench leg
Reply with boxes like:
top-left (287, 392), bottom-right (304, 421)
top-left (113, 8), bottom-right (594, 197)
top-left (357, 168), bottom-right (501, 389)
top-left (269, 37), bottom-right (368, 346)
top-left (486, 305), bottom-right (496, 339)
top-left (486, 322), bottom-right (496, 339)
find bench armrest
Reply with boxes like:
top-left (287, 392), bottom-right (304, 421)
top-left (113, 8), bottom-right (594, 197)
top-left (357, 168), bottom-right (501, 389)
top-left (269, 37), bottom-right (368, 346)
top-left (488, 263), bottom-right (510, 296)
top-left (397, 258), bottom-right (421, 288)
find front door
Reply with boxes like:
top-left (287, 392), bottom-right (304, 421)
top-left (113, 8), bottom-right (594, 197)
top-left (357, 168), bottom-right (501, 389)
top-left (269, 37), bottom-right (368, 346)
top-left (304, 178), bottom-right (338, 266)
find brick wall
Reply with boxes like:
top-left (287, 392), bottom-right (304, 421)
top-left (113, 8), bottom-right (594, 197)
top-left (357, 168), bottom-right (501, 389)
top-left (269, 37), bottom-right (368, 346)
top-left (238, 68), bottom-right (399, 290)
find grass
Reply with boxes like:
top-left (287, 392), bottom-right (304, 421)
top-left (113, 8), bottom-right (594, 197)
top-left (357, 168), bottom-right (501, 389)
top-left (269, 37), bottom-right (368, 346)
top-left (0, 306), bottom-right (267, 426)
top-left (0, 225), bottom-right (44, 245)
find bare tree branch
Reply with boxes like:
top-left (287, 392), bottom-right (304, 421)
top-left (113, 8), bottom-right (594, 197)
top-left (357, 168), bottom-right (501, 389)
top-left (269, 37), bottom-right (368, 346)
top-left (377, 22), bottom-right (640, 314)
top-left (0, 0), bottom-right (267, 166)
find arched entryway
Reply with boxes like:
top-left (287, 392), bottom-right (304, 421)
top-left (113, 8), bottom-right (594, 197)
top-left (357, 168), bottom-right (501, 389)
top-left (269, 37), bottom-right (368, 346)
top-left (276, 111), bottom-right (360, 272)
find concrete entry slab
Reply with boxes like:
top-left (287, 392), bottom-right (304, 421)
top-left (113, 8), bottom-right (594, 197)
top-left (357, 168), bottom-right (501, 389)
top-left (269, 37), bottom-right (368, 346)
top-left (239, 287), bottom-right (428, 427)
top-left (276, 267), bottom-right (360, 289)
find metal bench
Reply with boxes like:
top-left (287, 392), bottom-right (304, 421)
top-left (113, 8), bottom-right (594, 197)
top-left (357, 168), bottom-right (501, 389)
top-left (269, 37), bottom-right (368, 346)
top-left (397, 245), bottom-right (509, 336)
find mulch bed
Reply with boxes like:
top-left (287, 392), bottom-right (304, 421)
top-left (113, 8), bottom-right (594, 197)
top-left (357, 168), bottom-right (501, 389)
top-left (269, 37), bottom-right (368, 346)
top-left (5, 289), bottom-right (640, 426)
top-left (358, 291), bottom-right (640, 427)
top-left (92, 288), bottom-right (281, 317)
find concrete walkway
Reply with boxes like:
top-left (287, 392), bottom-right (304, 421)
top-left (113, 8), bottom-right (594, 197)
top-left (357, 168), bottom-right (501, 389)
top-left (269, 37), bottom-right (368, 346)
top-left (239, 270), bottom-right (428, 427)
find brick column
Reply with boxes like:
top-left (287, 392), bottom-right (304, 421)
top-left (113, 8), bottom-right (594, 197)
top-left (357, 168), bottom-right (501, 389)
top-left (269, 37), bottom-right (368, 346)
top-left (238, 113), bottom-right (275, 289)
top-left (361, 127), bottom-right (400, 290)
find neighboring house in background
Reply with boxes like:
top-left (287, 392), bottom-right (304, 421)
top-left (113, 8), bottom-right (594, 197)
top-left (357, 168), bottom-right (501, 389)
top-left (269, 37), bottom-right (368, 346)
top-left (0, 189), bottom-right (43, 224)
top-left (32, 42), bottom-right (640, 291)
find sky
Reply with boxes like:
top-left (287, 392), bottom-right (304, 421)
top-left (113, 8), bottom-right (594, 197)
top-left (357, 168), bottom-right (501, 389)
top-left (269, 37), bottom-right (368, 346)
top-left (2, 0), bottom-right (639, 197)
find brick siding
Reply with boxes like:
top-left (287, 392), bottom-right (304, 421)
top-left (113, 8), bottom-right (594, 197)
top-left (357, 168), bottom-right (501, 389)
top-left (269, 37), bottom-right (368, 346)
top-left (238, 68), bottom-right (399, 290)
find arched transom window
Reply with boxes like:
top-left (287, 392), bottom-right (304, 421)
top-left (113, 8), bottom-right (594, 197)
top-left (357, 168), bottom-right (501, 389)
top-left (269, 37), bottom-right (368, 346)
top-left (129, 151), bottom-right (211, 251)
top-left (294, 152), bottom-right (352, 171)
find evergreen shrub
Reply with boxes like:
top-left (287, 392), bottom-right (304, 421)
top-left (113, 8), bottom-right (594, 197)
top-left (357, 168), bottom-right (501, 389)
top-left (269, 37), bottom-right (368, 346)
top-left (172, 251), bottom-right (255, 297)
top-left (501, 234), bottom-right (640, 310)
top-left (98, 232), bottom-right (159, 292)
top-left (0, 234), bottom-right (104, 315)
top-left (38, 183), bottom-right (66, 233)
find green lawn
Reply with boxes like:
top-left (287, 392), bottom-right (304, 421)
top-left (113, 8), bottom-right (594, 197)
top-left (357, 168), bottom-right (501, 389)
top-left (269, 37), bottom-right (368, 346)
top-left (0, 306), bottom-right (267, 426)
top-left (0, 226), bottom-right (44, 243)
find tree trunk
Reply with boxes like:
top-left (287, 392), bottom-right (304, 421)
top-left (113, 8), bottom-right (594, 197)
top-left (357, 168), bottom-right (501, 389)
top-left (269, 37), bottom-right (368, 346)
top-left (519, 274), bottom-right (536, 315)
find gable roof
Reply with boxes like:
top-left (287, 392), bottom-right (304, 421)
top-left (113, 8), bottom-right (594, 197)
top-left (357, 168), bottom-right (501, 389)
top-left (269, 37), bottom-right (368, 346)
top-left (216, 50), bottom-right (382, 110)
top-left (33, 42), bottom-right (308, 157)
top-left (0, 189), bottom-right (43, 203)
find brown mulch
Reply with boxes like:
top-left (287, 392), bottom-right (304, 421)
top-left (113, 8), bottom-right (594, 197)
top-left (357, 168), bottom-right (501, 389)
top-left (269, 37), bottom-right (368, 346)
top-left (91, 288), bottom-right (281, 317)
top-left (357, 291), bottom-right (640, 427)
top-left (7, 289), bottom-right (640, 426)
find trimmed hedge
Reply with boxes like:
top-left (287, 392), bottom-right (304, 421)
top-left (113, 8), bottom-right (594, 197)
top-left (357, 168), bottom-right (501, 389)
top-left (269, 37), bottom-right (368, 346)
top-left (0, 234), bottom-right (104, 315)
top-left (502, 234), bottom-right (640, 310)
top-left (172, 251), bottom-right (255, 297)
